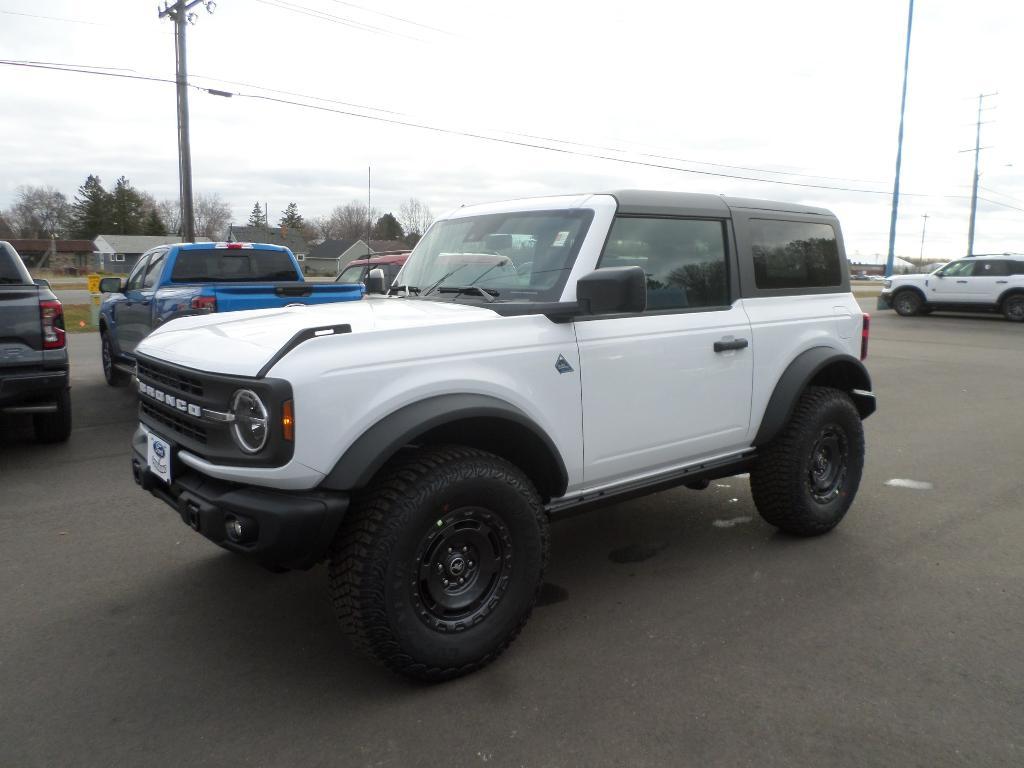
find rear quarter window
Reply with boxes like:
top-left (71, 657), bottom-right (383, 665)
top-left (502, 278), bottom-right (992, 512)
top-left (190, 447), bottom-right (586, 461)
top-left (750, 220), bottom-right (842, 290)
top-left (170, 249), bottom-right (298, 282)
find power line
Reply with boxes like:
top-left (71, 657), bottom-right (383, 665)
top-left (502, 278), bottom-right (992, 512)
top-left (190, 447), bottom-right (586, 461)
top-left (0, 9), bottom-right (101, 26)
top-left (4, 58), bottom-right (1024, 214)
top-left (253, 0), bottom-right (424, 42)
top-left (322, 0), bottom-right (453, 35)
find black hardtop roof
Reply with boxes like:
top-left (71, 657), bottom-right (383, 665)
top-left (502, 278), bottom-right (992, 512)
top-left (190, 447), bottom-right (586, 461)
top-left (607, 190), bottom-right (835, 218)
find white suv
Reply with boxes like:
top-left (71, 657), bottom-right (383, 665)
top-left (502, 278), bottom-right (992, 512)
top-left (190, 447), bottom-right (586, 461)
top-left (128, 191), bottom-right (875, 680)
top-left (879, 254), bottom-right (1024, 321)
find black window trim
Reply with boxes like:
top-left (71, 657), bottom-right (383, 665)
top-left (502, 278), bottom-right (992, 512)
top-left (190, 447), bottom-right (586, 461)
top-left (578, 213), bottom-right (738, 320)
top-left (733, 211), bottom-right (850, 299)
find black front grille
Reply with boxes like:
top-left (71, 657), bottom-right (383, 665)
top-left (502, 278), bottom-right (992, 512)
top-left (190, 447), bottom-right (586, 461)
top-left (141, 401), bottom-right (208, 444)
top-left (137, 359), bottom-right (205, 397)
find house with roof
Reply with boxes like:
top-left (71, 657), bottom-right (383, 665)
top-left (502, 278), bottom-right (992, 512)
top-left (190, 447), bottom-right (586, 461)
top-left (93, 235), bottom-right (212, 274)
top-left (226, 225), bottom-right (309, 260)
top-left (6, 238), bottom-right (96, 274)
top-left (302, 238), bottom-right (372, 276)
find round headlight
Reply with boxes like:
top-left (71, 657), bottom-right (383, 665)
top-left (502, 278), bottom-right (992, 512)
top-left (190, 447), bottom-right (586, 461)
top-left (230, 389), bottom-right (268, 454)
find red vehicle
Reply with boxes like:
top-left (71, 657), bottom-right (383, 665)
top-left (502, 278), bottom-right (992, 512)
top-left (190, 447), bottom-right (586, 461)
top-left (334, 252), bottom-right (409, 288)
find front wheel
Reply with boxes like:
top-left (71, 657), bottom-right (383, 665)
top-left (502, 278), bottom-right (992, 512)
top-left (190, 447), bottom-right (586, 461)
top-left (1002, 294), bottom-right (1024, 322)
top-left (328, 445), bottom-right (549, 682)
top-left (750, 386), bottom-right (864, 537)
top-left (893, 290), bottom-right (923, 317)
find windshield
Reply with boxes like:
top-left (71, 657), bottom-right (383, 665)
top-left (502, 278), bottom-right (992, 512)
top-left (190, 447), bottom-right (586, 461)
top-left (170, 249), bottom-right (298, 283)
top-left (336, 264), bottom-right (368, 284)
top-left (396, 209), bottom-right (594, 302)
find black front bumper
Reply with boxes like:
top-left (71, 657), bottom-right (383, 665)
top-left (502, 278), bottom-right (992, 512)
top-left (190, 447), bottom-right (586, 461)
top-left (131, 448), bottom-right (349, 571)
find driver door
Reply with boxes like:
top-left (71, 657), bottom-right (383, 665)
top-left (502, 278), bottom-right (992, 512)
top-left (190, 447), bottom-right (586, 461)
top-left (575, 216), bottom-right (753, 487)
top-left (931, 259), bottom-right (985, 303)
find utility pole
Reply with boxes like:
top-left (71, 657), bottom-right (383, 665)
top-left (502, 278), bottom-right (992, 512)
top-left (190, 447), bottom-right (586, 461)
top-left (963, 92), bottom-right (997, 257)
top-left (366, 165), bottom-right (372, 257)
top-left (884, 0), bottom-right (915, 279)
top-left (919, 213), bottom-right (929, 263)
top-left (158, 0), bottom-right (216, 242)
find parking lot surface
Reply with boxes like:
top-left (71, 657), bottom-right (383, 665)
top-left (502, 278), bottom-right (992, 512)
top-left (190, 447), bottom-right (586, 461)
top-left (1, 302), bottom-right (1021, 767)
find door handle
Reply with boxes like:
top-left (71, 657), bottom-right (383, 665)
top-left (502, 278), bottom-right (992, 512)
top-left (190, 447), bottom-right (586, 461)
top-left (956, 280), bottom-right (968, 284)
top-left (714, 337), bottom-right (749, 353)
top-left (996, 280), bottom-right (1008, 284)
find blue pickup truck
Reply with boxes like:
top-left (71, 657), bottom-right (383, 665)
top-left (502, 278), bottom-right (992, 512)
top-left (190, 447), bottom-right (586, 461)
top-left (98, 242), bottom-right (363, 385)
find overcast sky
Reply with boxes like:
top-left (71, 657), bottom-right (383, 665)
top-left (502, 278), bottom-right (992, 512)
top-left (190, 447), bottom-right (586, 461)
top-left (1, 0), bottom-right (1021, 260)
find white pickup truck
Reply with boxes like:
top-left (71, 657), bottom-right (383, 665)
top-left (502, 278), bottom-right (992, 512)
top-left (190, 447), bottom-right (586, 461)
top-left (878, 254), bottom-right (1024, 321)
top-left (128, 191), bottom-right (875, 681)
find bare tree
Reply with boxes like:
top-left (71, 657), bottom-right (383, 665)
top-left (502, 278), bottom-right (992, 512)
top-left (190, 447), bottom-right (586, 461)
top-left (5, 185), bottom-right (71, 238)
top-left (157, 199), bottom-right (181, 236)
top-left (322, 201), bottom-right (381, 241)
top-left (192, 193), bottom-right (232, 240)
top-left (397, 197), bottom-right (434, 239)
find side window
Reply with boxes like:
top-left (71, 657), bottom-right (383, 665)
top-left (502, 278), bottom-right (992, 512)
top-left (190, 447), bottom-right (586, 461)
top-left (973, 260), bottom-right (1009, 277)
top-left (1010, 260), bottom-right (1024, 276)
top-left (125, 254), bottom-right (151, 291)
top-left (598, 218), bottom-right (729, 310)
top-left (940, 260), bottom-right (974, 278)
top-left (750, 220), bottom-right (841, 290)
top-left (142, 251), bottom-right (167, 289)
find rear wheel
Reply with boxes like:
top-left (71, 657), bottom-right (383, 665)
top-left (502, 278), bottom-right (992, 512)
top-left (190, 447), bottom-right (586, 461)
top-left (101, 330), bottom-right (128, 386)
top-left (328, 445), bottom-right (549, 682)
top-left (1002, 294), bottom-right (1024, 322)
top-left (893, 290), bottom-right (923, 317)
top-left (33, 387), bottom-right (72, 443)
top-left (750, 386), bottom-right (864, 537)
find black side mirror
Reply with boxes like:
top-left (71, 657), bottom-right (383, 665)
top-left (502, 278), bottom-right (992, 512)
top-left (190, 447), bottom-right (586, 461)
top-left (576, 267), bottom-right (647, 315)
top-left (99, 277), bottom-right (124, 293)
top-left (365, 267), bottom-right (387, 295)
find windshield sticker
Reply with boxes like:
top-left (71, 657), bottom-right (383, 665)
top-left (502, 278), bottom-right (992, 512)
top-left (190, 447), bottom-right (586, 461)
top-left (552, 231), bottom-right (570, 247)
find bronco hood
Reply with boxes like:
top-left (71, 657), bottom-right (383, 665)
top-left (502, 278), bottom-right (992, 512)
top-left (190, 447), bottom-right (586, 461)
top-left (135, 298), bottom-right (498, 376)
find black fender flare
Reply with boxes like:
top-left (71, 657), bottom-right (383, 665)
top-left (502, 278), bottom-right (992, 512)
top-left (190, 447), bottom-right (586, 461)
top-left (754, 347), bottom-right (875, 446)
top-left (319, 393), bottom-right (569, 495)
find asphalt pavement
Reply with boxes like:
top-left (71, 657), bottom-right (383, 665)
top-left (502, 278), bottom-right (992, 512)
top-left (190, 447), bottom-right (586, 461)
top-left (1, 302), bottom-right (1021, 768)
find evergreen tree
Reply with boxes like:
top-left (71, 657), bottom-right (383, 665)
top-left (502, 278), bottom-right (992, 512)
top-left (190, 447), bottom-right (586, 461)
top-left (248, 202), bottom-right (267, 228)
top-left (143, 208), bottom-right (167, 236)
top-left (373, 212), bottom-right (404, 241)
top-left (278, 202), bottom-right (304, 229)
top-left (110, 176), bottom-right (148, 234)
top-left (70, 175), bottom-right (113, 239)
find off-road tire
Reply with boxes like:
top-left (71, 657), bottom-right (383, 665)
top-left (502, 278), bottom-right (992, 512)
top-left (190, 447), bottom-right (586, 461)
top-left (33, 387), bottom-right (72, 443)
top-left (750, 386), bottom-right (864, 537)
top-left (101, 330), bottom-right (128, 386)
top-left (328, 445), bottom-right (549, 682)
top-left (893, 290), bottom-right (923, 317)
top-left (1002, 294), bottom-right (1024, 322)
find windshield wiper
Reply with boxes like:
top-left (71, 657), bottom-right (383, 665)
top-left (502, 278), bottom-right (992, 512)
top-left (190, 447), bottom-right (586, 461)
top-left (422, 265), bottom-right (469, 297)
top-left (388, 284), bottom-right (420, 296)
top-left (436, 285), bottom-right (499, 302)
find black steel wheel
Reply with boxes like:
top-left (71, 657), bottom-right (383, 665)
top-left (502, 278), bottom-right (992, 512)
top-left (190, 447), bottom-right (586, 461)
top-left (101, 331), bottom-right (128, 386)
top-left (751, 386), bottom-right (864, 536)
top-left (893, 290), bottom-right (923, 317)
top-left (412, 507), bottom-right (513, 632)
top-left (806, 425), bottom-right (849, 505)
top-left (329, 445), bottom-right (549, 682)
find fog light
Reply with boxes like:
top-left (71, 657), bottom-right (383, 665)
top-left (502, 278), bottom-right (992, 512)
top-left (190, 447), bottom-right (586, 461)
top-left (225, 515), bottom-right (255, 543)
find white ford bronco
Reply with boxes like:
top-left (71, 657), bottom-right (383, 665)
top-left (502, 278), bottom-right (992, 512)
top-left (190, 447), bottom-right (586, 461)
top-left (129, 191), bottom-right (875, 680)
top-left (878, 254), bottom-right (1024, 321)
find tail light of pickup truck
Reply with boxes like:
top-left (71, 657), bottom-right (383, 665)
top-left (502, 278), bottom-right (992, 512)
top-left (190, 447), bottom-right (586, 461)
top-left (40, 299), bottom-right (66, 350)
top-left (861, 313), bottom-right (870, 360)
top-left (191, 295), bottom-right (217, 312)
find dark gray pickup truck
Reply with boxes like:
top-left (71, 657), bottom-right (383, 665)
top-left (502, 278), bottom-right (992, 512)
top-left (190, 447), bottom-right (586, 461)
top-left (0, 241), bottom-right (71, 442)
